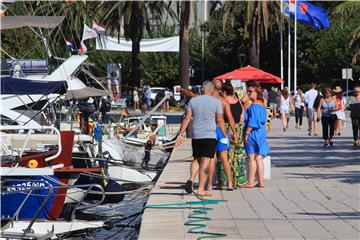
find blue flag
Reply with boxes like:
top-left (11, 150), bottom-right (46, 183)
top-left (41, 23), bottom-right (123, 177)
top-left (283, 0), bottom-right (330, 30)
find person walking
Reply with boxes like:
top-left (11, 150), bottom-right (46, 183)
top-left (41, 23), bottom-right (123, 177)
top-left (333, 86), bottom-right (345, 136)
top-left (345, 85), bottom-right (360, 146)
top-left (133, 87), bottom-right (140, 111)
top-left (305, 83), bottom-right (320, 136)
top-left (294, 87), bottom-right (305, 129)
top-left (268, 87), bottom-right (279, 119)
top-left (278, 88), bottom-right (292, 131)
top-left (210, 80), bottom-right (237, 191)
top-left (317, 88), bottom-right (338, 146)
top-left (221, 82), bottom-right (247, 188)
top-left (240, 82), bottom-right (270, 188)
top-left (145, 84), bottom-right (152, 110)
top-left (176, 81), bottom-right (227, 197)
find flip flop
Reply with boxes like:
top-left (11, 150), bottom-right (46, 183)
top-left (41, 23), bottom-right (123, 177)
top-left (227, 187), bottom-right (234, 191)
top-left (255, 184), bottom-right (265, 188)
top-left (184, 180), bottom-right (193, 194)
top-left (239, 184), bottom-right (254, 188)
top-left (197, 192), bottom-right (212, 198)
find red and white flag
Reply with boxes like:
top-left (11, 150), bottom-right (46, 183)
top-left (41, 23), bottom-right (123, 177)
top-left (79, 41), bottom-right (87, 55)
top-left (92, 20), bottom-right (106, 35)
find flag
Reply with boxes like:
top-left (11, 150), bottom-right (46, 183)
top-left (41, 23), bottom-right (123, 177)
top-left (79, 41), bottom-right (87, 55)
top-left (92, 20), bottom-right (106, 35)
top-left (82, 23), bottom-right (97, 41)
top-left (283, 0), bottom-right (330, 30)
top-left (64, 38), bottom-right (77, 52)
top-left (0, 3), bottom-right (7, 17)
top-left (122, 108), bottom-right (129, 117)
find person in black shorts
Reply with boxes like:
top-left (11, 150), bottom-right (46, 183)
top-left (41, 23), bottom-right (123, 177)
top-left (176, 81), bottom-right (228, 197)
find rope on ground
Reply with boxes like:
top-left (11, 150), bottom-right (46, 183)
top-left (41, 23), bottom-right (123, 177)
top-left (145, 199), bottom-right (228, 240)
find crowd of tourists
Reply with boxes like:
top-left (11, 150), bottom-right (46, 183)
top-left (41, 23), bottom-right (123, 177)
top-left (176, 80), bottom-right (269, 197)
top-left (268, 83), bottom-right (360, 147)
top-left (175, 80), bottom-right (360, 196)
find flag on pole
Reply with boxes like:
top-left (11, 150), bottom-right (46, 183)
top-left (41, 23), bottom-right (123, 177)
top-left (122, 108), bottom-right (129, 117)
top-left (64, 38), bottom-right (77, 52)
top-left (82, 23), bottom-right (97, 41)
top-left (92, 20), bottom-right (106, 35)
top-left (0, 3), bottom-right (7, 17)
top-left (283, 0), bottom-right (329, 30)
top-left (79, 41), bottom-right (87, 55)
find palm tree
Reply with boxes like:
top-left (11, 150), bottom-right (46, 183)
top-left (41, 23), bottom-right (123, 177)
top-left (214, 1), bottom-right (280, 68)
top-left (178, 1), bottom-right (191, 89)
top-left (332, 1), bottom-right (360, 63)
top-left (101, 1), bottom-right (175, 87)
top-left (34, 1), bottom-right (102, 56)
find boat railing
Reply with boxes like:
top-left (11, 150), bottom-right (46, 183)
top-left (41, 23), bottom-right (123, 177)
top-left (0, 125), bottom-right (62, 162)
top-left (1, 178), bottom-right (54, 237)
top-left (66, 183), bottom-right (105, 221)
top-left (1, 180), bottom-right (105, 226)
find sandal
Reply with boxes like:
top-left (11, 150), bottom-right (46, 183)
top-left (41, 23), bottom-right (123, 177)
top-left (255, 183), bottom-right (265, 188)
top-left (197, 192), bottom-right (212, 198)
top-left (239, 184), bottom-right (254, 188)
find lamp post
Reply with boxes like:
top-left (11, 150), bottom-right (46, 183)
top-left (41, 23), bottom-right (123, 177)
top-left (238, 53), bottom-right (246, 68)
top-left (189, 64), bottom-right (194, 82)
top-left (200, 24), bottom-right (205, 82)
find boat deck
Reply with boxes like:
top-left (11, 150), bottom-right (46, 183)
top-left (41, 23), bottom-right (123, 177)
top-left (139, 119), bottom-right (360, 239)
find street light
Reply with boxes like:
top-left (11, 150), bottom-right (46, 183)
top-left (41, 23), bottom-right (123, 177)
top-left (238, 53), bottom-right (246, 68)
top-left (189, 65), bottom-right (194, 79)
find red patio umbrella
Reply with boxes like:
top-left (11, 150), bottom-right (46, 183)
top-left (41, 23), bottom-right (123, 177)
top-left (213, 65), bottom-right (283, 84)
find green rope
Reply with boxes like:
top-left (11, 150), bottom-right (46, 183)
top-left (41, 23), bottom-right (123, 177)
top-left (145, 200), bottom-right (228, 239)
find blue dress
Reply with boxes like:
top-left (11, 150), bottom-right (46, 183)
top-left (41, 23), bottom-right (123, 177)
top-left (244, 103), bottom-right (270, 155)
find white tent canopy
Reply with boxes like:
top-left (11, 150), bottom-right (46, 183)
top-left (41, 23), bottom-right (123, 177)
top-left (96, 36), bottom-right (179, 52)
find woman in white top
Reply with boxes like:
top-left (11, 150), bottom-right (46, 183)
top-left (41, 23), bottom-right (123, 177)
top-left (133, 87), bottom-right (140, 111)
top-left (293, 87), bottom-right (305, 129)
top-left (278, 88), bottom-right (292, 131)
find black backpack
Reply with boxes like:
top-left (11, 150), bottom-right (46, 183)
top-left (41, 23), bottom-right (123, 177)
top-left (312, 91), bottom-right (322, 109)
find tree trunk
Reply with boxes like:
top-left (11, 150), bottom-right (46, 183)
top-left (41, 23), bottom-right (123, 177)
top-left (131, 38), bottom-right (141, 87)
top-left (180, 1), bottom-right (190, 89)
top-left (248, 4), bottom-right (260, 68)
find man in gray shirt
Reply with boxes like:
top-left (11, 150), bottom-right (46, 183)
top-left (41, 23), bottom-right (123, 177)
top-left (176, 81), bottom-right (228, 197)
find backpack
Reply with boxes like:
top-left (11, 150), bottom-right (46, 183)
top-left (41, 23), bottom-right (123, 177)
top-left (312, 91), bottom-right (322, 109)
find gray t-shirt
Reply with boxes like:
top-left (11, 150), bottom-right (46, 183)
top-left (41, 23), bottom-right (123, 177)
top-left (187, 95), bottom-right (222, 139)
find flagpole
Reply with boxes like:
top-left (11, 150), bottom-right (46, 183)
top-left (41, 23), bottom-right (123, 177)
top-left (294, 0), bottom-right (297, 96)
top-left (280, 0), bottom-right (284, 90)
top-left (288, 13), bottom-right (291, 92)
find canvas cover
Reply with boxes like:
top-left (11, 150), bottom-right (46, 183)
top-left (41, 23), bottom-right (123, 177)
top-left (0, 16), bottom-right (64, 30)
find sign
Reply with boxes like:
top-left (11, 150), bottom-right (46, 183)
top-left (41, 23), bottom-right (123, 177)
top-left (342, 68), bottom-right (353, 80)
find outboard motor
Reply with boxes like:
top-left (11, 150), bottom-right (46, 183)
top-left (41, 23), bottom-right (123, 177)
top-left (142, 140), bottom-right (153, 170)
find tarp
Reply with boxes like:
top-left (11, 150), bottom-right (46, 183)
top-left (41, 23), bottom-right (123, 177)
top-left (1, 77), bottom-right (67, 94)
top-left (0, 16), bottom-right (65, 30)
top-left (65, 87), bottom-right (108, 100)
top-left (96, 36), bottom-right (179, 52)
top-left (213, 65), bottom-right (284, 84)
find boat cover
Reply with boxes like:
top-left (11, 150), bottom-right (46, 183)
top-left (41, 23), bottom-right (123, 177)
top-left (0, 16), bottom-right (65, 30)
top-left (1, 77), bottom-right (67, 94)
top-left (65, 86), bottom-right (108, 99)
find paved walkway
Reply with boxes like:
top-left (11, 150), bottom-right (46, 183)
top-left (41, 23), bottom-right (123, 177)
top-left (139, 119), bottom-right (360, 240)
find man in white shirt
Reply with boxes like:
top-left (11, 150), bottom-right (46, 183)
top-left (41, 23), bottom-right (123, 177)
top-left (305, 83), bottom-right (319, 136)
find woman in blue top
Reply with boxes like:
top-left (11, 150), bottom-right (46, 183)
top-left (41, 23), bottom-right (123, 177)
top-left (241, 83), bottom-right (270, 188)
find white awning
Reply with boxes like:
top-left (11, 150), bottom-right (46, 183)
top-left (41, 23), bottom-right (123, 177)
top-left (96, 36), bottom-right (179, 52)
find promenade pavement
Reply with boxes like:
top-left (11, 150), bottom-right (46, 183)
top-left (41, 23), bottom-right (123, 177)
top-left (139, 118), bottom-right (360, 240)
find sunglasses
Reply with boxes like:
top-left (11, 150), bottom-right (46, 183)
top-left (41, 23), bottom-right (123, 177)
top-left (247, 90), bottom-right (256, 94)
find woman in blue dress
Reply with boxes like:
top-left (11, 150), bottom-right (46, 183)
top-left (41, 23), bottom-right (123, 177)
top-left (241, 83), bottom-right (270, 188)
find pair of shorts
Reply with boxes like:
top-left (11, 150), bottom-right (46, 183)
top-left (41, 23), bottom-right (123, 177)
top-left (269, 103), bottom-right (277, 109)
top-left (216, 127), bottom-right (231, 152)
top-left (280, 107), bottom-right (289, 114)
top-left (192, 139), bottom-right (217, 158)
top-left (307, 108), bottom-right (316, 121)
